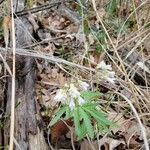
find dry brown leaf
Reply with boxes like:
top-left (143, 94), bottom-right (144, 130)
top-left (41, 95), bottom-right (56, 108)
top-left (42, 13), bottom-right (66, 31)
top-left (51, 68), bottom-right (58, 78)
top-left (51, 119), bottom-right (73, 144)
top-left (80, 140), bottom-right (98, 150)
top-left (28, 13), bottom-right (39, 31)
top-left (58, 73), bottom-right (66, 86)
top-left (3, 16), bottom-right (11, 48)
top-left (88, 33), bottom-right (95, 45)
top-left (75, 26), bottom-right (86, 43)
top-left (107, 112), bottom-right (126, 133)
top-left (43, 44), bottom-right (56, 56)
top-left (66, 24), bottom-right (79, 33)
top-left (97, 8), bottom-right (106, 19)
top-left (37, 62), bottom-right (43, 73)
top-left (98, 138), bottom-right (125, 150)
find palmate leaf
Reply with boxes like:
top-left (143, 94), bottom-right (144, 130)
top-left (81, 91), bottom-right (102, 101)
top-left (79, 122), bottom-right (87, 140)
top-left (65, 106), bottom-right (71, 119)
top-left (74, 107), bottom-right (83, 140)
top-left (83, 107), bottom-right (111, 127)
top-left (97, 122), bottom-right (109, 134)
top-left (83, 103), bottom-right (107, 117)
top-left (75, 120), bottom-right (88, 140)
top-left (49, 106), bottom-right (67, 127)
top-left (82, 103), bottom-right (97, 110)
top-left (79, 107), bottom-right (94, 139)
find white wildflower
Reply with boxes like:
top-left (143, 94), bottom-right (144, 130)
top-left (69, 83), bottom-right (80, 98)
top-left (78, 96), bottom-right (85, 105)
top-left (96, 61), bottom-right (112, 70)
top-left (54, 83), bottom-right (86, 110)
top-left (78, 80), bottom-right (89, 91)
top-left (54, 89), bottom-right (67, 102)
top-left (108, 71), bottom-right (115, 78)
top-left (69, 99), bottom-right (75, 111)
top-left (106, 76), bottom-right (115, 83)
top-left (96, 61), bottom-right (116, 84)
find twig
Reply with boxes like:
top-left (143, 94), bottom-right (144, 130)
top-left (13, 138), bottom-right (22, 150)
top-left (56, 63), bottom-right (79, 80)
top-left (61, 119), bottom-right (76, 150)
top-left (116, 28), bottom-right (150, 51)
top-left (115, 92), bottom-right (149, 150)
top-left (0, 47), bottom-right (95, 72)
top-left (9, 0), bottom-right (16, 149)
top-left (116, 0), bottom-right (148, 46)
top-left (22, 35), bottom-right (65, 48)
top-left (47, 129), bottom-right (55, 150)
top-left (91, 0), bottom-right (148, 122)
top-left (86, 136), bottom-right (96, 150)
top-left (15, 0), bottom-right (73, 17)
top-left (0, 0), bottom-right (4, 4)
top-left (0, 53), bottom-right (12, 75)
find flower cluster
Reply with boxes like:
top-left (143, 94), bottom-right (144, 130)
top-left (54, 80), bottom-right (89, 110)
top-left (96, 61), bottom-right (116, 84)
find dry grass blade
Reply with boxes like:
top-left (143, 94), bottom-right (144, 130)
top-left (0, 47), bottom-right (95, 72)
top-left (0, 53), bottom-right (12, 75)
top-left (9, 0), bottom-right (16, 149)
top-left (3, 16), bottom-right (11, 49)
top-left (115, 92), bottom-right (149, 150)
top-left (91, 0), bottom-right (150, 149)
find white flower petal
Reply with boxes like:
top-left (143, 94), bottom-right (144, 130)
top-left (96, 60), bottom-right (105, 69)
top-left (69, 83), bottom-right (80, 98)
top-left (106, 77), bottom-right (115, 84)
top-left (105, 65), bottom-right (112, 70)
top-left (54, 82), bottom-right (89, 109)
top-left (97, 61), bottom-right (112, 70)
top-left (54, 89), bottom-right (67, 102)
top-left (78, 80), bottom-right (89, 91)
top-left (96, 61), bottom-right (116, 84)
top-left (78, 96), bottom-right (85, 105)
top-left (69, 99), bottom-right (75, 110)
top-left (108, 71), bottom-right (115, 78)
top-left (64, 83), bottom-right (69, 88)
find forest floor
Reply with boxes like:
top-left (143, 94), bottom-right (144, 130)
top-left (0, 0), bottom-right (150, 149)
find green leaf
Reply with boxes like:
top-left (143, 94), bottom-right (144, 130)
top-left (145, 22), bottom-right (150, 28)
top-left (82, 102), bottom-right (97, 108)
top-left (96, 43), bottom-right (104, 54)
top-left (81, 91), bottom-right (102, 101)
top-left (97, 122), bottom-right (109, 134)
top-left (79, 122), bottom-right (87, 139)
top-left (79, 107), bottom-right (94, 139)
top-left (83, 107), bottom-right (111, 126)
top-left (83, 104), bottom-right (106, 117)
top-left (83, 18), bottom-right (90, 35)
top-left (74, 107), bottom-right (82, 140)
top-left (49, 106), bottom-right (67, 126)
top-left (91, 108), bottom-right (108, 118)
top-left (106, 0), bottom-right (117, 14)
top-left (65, 106), bottom-right (71, 119)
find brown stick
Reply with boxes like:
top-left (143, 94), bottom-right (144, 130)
top-left (15, 0), bottom-right (73, 17)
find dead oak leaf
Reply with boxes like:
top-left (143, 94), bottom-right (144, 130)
top-left (80, 140), bottom-right (99, 150)
top-left (98, 137), bottom-right (125, 150)
top-left (51, 118), bottom-right (73, 144)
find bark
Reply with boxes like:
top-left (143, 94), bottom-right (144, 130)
top-left (3, 3), bottom-right (49, 148)
top-left (4, 57), bottom-right (48, 150)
